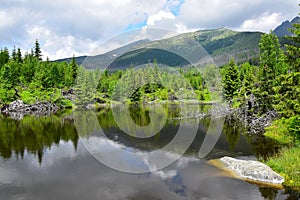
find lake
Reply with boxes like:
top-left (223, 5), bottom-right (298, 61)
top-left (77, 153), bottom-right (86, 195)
top-left (0, 104), bottom-right (299, 200)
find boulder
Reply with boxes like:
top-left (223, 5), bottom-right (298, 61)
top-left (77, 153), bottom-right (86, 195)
top-left (209, 156), bottom-right (284, 186)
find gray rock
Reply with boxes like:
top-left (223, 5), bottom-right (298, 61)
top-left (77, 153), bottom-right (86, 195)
top-left (219, 156), bottom-right (284, 185)
top-left (1, 100), bottom-right (58, 119)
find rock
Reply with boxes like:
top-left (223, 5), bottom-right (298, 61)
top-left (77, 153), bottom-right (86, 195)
top-left (209, 156), bottom-right (284, 186)
top-left (1, 100), bottom-right (58, 119)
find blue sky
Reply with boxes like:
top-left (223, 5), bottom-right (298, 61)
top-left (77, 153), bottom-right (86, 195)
top-left (0, 0), bottom-right (298, 60)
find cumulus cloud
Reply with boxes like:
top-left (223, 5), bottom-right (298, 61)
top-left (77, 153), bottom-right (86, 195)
top-left (0, 0), bottom-right (298, 60)
top-left (0, 0), bottom-right (167, 59)
top-left (177, 0), bottom-right (298, 30)
top-left (146, 10), bottom-right (176, 26)
top-left (239, 12), bottom-right (285, 32)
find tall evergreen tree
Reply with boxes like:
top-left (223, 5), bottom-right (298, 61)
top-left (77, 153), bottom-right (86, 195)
top-left (34, 39), bottom-right (42, 60)
top-left (257, 32), bottom-right (285, 112)
top-left (222, 58), bottom-right (240, 100)
top-left (17, 48), bottom-right (22, 63)
top-left (11, 46), bottom-right (17, 61)
top-left (70, 55), bottom-right (78, 81)
top-left (0, 47), bottom-right (10, 67)
top-left (285, 13), bottom-right (300, 72)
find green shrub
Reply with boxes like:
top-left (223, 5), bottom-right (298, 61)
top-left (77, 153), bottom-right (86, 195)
top-left (287, 115), bottom-right (300, 145)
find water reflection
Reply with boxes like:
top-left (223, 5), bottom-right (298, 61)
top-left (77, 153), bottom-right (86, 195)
top-left (0, 115), bottom-right (78, 164)
top-left (0, 104), bottom-right (299, 199)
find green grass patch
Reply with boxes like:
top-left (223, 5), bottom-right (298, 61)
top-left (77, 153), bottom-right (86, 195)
top-left (264, 115), bottom-right (300, 189)
top-left (266, 147), bottom-right (300, 189)
top-left (264, 118), bottom-right (294, 145)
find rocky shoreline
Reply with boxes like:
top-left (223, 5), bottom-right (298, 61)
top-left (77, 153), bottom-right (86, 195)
top-left (0, 100), bottom-right (58, 120)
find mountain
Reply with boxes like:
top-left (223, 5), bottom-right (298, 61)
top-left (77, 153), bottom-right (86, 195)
top-left (274, 16), bottom-right (300, 37)
top-left (58, 28), bottom-right (263, 69)
top-left (56, 39), bottom-right (150, 68)
top-left (106, 28), bottom-right (263, 69)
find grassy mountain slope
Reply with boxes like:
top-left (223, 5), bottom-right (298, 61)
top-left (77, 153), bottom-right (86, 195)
top-left (58, 28), bottom-right (263, 69)
top-left (109, 28), bottom-right (262, 68)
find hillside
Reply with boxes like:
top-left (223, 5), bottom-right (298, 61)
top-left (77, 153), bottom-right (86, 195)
top-left (58, 28), bottom-right (263, 69)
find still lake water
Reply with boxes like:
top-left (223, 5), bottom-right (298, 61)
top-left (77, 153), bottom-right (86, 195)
top-left (0, 104), bottom-right (299, 200)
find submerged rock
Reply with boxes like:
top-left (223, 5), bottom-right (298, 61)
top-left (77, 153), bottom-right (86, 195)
top-left (209, 156), bottom-right (284, 186)
top-left (1, 100), bottom-right (58, 120)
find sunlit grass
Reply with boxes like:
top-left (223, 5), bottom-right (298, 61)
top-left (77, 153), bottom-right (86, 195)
top-left (264, 117), bottom-right (300, 189)
top-left (266, 147), bottom-right (300, 189)
top-left (264, 118), bottom-right (294, 145)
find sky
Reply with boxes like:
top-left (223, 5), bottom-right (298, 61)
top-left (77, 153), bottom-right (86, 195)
top-left (0, 0), bottom-right (298, 60)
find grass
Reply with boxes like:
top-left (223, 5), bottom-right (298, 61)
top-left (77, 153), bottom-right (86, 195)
top-left (266, 147), bottom-right (300, 189)
top-left (264, 117), bottom-right (300, 189)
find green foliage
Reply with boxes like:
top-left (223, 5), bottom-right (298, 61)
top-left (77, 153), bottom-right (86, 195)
top-left (222, 58), bottom-right (240, 100)
top-left (259, 32), bottom-right (285, 74)
top-left (0, 47), bottom-right (9, 68)
top-left (273, 72), bottom-right (300, 117)
top-left (285, 17), bottom-right (300, 72)
top-left (266, 147), bottom-right (300, 188)
top-left (256, 32), bottom-right (286, 112)
top-left (287, 115), bottom-right (300, 143)
top-left (265, 118), bottom-right (295, 145)
top-left (238, 62), bottom-right (258, 99)
top-left (264, 115), bottom-right (300, 188)
top-left (73, 67), bottom-right (98, 106)
top-left (0, 41), bottom-right (79, 107)
top-left (96, 65), bottom-right (210, 103)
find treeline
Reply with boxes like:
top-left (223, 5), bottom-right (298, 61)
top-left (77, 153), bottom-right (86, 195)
top-left (221, 23), bottom-right (299, 118)
top-left (0, 22), bottom-right (299, 119)
top-left (0, 40), bottom-right (78, 106)
top-left (72, 62), bottom-right (221, 106)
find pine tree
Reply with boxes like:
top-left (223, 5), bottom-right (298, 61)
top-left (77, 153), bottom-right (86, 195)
top-left (0, 47), bottom-right (10, 67)
top-left (11, 46), bottom-right (17, 61)
top-left (34, 39), bottom-right (42, 60)
top-left (257, 32), bottom-right (285, 112)
top-left (70, 55), bottom-right (78, 81)
top-left (17, 48), bottom-right (22, 63)
top-left (285, 13), bottom-right (300, 72)
top-left (222, 58), bottom-right (240, 100)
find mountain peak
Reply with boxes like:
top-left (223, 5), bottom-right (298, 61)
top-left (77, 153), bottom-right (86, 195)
top-left (273, 16), bottom-right (299, 37)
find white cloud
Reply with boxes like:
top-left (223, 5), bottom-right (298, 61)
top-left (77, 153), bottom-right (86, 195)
top-left (24, 25), bottom-right (98, 60)
top-left (177, 0), bottom-right (298, 31)
top-left (146, 10), bottom-right (176, 26)
top-left (0, 0), bottom-right (298, 59)
top-left (0, 0), bottom-right (168, 59)
top-left (239, 12), bottom-right (284, 32)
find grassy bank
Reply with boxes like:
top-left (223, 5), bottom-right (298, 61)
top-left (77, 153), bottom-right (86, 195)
top-left (264, 116), bottom-right (300, 189)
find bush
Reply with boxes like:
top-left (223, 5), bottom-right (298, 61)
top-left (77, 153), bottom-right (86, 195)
top-left (288, 115), bottom-right (300, 145)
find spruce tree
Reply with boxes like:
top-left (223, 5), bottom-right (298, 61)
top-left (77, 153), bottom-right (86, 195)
top-left (257, 32), bottom-right (285, 112)
top-left (17, 48), bottom-right (22, 63)
top-left (222, 58), bottom-right (240, 100)
top-left (285, 13), bottom-right (300, 72)
top-left (34, 39), bottom-right (42, 60)
top-left (11, 46), bottom-right (17, 61)
top-left (0, 47), bottom-right (10, 67)
top-left (70, 55), bottom-right (78, 81)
